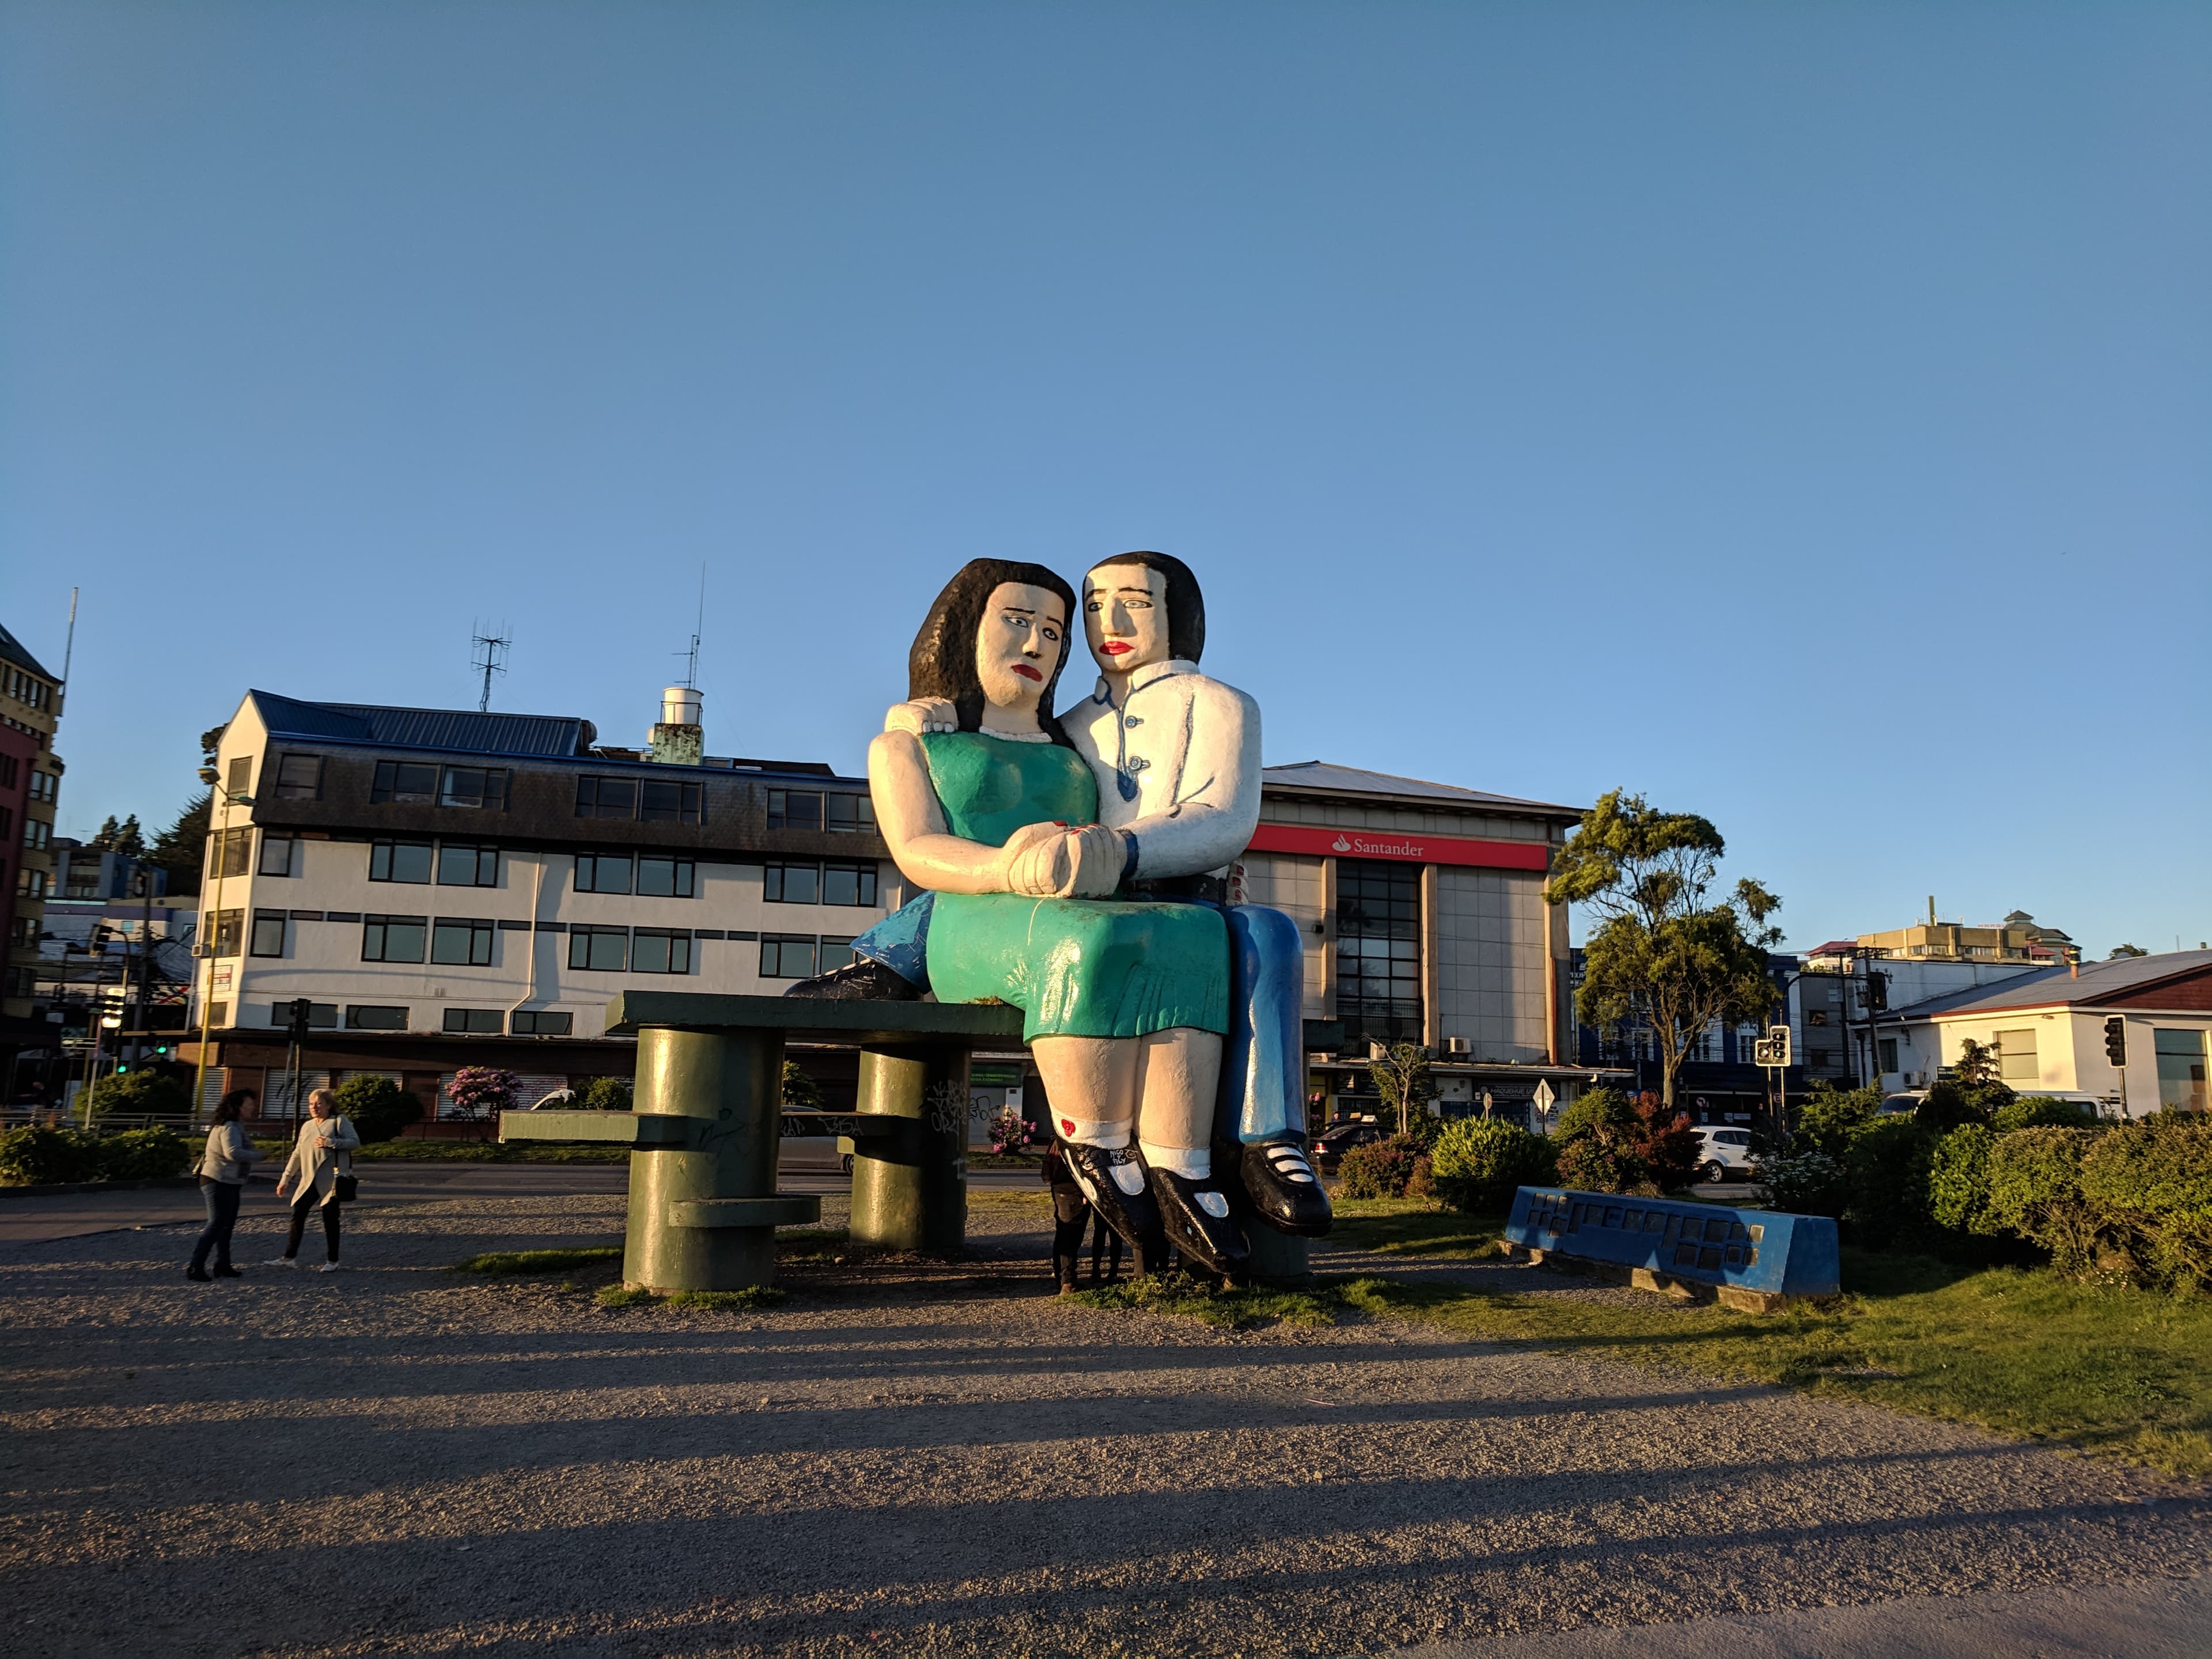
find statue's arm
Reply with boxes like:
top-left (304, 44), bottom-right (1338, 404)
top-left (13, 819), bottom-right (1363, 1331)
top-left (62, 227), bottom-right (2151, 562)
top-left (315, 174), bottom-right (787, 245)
top-left (1127, 680), bottom-right (1263, 879)
top-left (868, 731), bottom-right (1063, 895)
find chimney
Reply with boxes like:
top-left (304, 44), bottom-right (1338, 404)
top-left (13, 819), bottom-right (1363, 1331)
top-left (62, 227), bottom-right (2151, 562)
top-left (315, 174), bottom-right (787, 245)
top-left (649, 685), bottom-right (703, 766)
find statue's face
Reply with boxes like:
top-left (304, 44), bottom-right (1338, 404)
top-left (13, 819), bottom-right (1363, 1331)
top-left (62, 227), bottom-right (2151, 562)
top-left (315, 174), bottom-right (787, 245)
top-left (1082, 562), bottom-right (1171, 676)
top-left (974, 582), bottom-right (1067, 711)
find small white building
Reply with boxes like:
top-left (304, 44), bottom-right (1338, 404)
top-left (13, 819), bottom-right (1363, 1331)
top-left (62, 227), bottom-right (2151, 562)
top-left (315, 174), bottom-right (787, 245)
top-left (1874, 950), bottom-right (2212, 1116)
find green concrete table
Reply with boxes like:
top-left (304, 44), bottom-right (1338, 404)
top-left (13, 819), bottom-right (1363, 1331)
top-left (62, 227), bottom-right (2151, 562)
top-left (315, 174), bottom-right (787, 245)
top-left (499, 992), bottom-right (1024, 1294)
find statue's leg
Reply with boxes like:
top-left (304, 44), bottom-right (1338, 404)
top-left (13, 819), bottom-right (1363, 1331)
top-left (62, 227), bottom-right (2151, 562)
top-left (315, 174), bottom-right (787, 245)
top-left (785, 892), bottom-right (933, 1000)
top-left (1219, 904), bottom-right (1332, 1239)
top-left (1134, 1029), bottom-right (1250, 1281)
top-left (1032, 1036), bottom-right (1167, 1270)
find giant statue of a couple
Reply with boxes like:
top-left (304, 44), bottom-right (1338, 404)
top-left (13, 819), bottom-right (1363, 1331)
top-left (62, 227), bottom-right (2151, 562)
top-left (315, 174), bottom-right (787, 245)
top-left (785, 552), bottom-right (1331, 1280)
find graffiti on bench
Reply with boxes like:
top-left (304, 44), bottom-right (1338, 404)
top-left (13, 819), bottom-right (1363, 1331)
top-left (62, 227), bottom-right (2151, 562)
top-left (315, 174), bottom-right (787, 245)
top-left (1503, 1186), bottom-right (1839, 1301)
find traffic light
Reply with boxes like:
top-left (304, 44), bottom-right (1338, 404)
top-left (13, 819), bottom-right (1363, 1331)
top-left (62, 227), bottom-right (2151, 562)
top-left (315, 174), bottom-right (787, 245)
top-left (287, 997), bottom-right (315, 1041)
top-left (115, 1063), bottom-right (128, 1074)
top-left (2104, 1017), bottom-right (2127, 1068)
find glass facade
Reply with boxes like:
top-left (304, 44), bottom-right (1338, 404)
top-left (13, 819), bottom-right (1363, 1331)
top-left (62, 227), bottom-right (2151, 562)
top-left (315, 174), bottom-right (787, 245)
top-left (1336, 857), bottom-right (1421, 1043)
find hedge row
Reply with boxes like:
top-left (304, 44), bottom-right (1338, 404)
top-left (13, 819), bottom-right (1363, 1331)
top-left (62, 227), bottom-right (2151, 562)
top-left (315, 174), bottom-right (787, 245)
top-left (0, 1125), bottom-right (194, 1185)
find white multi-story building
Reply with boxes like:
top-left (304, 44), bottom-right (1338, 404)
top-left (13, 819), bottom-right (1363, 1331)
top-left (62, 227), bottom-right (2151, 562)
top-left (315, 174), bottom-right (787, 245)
top-left (184, 689), bottom-right (901, 1119)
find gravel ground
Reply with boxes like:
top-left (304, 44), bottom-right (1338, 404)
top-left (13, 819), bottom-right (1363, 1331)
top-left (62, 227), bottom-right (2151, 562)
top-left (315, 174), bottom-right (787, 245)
top-left (1, 1192), bottom-right (2206, 1658)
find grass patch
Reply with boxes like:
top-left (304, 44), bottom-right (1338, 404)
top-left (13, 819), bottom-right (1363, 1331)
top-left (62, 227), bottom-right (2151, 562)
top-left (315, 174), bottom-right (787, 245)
top-left (595, 1285), bottom-right (654, 1308)
top-left (1066, 1272), bottom-right (1340, 1331)
top-left (1338, 1247), bottom-right (2212, 1479)
top-left (666, 1286), bottom-right (787, 1311)
top-left (449, 1246), bottom-right (622, 1275)
top-left (1326, 1198), bottom-right (1512, 1260)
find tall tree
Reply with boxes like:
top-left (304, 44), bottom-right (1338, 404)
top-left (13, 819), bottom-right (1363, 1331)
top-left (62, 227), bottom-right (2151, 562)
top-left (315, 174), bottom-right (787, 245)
top-left (148, 792), bottom-right (211, 897)
top-left (1366, 1042), bottom-right (1433, 1138)
top-left (1546, 790), bottom-right (1782, 1110)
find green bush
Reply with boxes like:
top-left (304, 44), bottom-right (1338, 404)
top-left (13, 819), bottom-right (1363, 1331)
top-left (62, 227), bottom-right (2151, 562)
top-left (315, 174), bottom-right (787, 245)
top-left (1987, 1127), bottom-right (2100, 1273)
top-left (1335, 1135), bottom-right (1422, 1199)
top-left (1993, 1096), bottom-right (2099, 1132)
top-left (1794, 1082), bottom-right (1885, 1157)
top-left (1918, 1074), bottom-right (2014, 1133)
top-left (0, 1126), bottom-right (107, 1185)
top-left (2078, 1114), bottom-right (2212, 1291)
top-left (580, 1075), bottom-right (634, 1112)
top-left (98, 1126), bottom-right (192, 1180)
top-left (1551, 1086), bottom-right (1635, 1146)
top-left (1554, 1135), bottom-right (1650, 1195)
top-left (1404, 1155), bottom-right (1438, 1201)
top-left (778, 1062), bottom-right (820, 1111)
top-left (334, 1074), bottom-right (424, 1143)
top-left (1756, 1150), bottom-right (1849, 1218)
top-left (82, 1069), bottom-right (192, 1119)
top-left (1429, 1116), bottom-right (1555, 1213)
top-left (1926, 1124), bottom-right (1999, 1234)
top-left (1840, 1116), bottom-right (1938, 1249)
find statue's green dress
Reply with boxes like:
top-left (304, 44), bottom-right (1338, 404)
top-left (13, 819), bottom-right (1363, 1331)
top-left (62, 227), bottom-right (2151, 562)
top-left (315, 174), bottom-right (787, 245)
top-left (919, 731), bottom-right (1228, 1042)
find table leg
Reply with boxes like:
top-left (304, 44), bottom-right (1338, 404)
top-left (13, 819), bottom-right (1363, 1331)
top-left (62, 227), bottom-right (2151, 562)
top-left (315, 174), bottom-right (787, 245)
top-left (848, 1044), bottom-right (968, 1255)
top-left (624, 1025), bottom-right (784, 1292)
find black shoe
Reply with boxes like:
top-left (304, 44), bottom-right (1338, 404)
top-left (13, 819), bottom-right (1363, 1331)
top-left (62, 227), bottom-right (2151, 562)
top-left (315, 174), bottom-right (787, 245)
top-left (1237, 1136), bottom-right (1334, 1238)
top-left (1150, 1167), bottom-right (1252, 1282)
top-left (1060, 1143), bottom-right (1171, 1272)
top-left (213, 1265), bottom-right (244, 1279)
top-left (185, 1266), bottom-right (213, 1283)
top-left (781, 957), bottom-right (922, 1001)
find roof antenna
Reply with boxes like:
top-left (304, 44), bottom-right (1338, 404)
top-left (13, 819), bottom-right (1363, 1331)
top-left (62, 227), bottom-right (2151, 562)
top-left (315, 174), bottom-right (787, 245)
top-left (471, 622), bottom-right (511, 713)
top-left (676, 565), bottom-right (704, 688)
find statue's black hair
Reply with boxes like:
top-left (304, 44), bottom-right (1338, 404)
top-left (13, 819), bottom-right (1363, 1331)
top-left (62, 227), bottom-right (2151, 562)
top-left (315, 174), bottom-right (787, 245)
top-left (907, 559), bottom-right (1081, 745)
top-left (1085, 551), bottom-right (1206, 662)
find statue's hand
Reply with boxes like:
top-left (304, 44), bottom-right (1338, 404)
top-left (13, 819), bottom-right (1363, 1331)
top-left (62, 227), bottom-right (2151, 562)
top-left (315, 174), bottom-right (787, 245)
top-left (995, 821), bottom-right (1070, 895)
top-left (1003, 824), bottom-right (1125, 897)
top-left (1062, 825), bottom-right (1128, 898)
top-left (884, 698), bottom-right (959, 736)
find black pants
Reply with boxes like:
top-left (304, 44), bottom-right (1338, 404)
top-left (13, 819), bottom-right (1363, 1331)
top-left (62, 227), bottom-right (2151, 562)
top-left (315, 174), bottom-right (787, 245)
top-left (191, 1179), bottom-right (243, 1272)
top-left (284, 1191), bottom-right (341, 1263)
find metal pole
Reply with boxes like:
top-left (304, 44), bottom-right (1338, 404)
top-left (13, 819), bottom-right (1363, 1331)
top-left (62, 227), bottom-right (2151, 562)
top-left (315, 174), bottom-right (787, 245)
top-left (190, 786), bottom-right (233, 1122)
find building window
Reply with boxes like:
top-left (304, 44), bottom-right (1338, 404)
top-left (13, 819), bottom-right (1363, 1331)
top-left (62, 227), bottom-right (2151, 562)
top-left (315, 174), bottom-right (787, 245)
top-left (636, 855), bottom-right (695, 897)
top-left (346, 1005), bottom-right (409, 1031)
top-left (28, 770), bottom-right (58, 804)
top-left (1995, 1028), bottom-right (2039, 1082)
top-left (259, 835), bottom-right (297, 877)
top-left (437, 844), bottom-right (499, 887)
top-left (443, 1007), bottom-right (503, 1035)
top-left (249, 910), bottom-right (287, 958)
top-left (362, 914), bottom-right (429, 963)
top-left (822, 861), bottom-right (878, 907)
top-left (22, 817), bottom-right (51, 851)
top-left (640, 779), bottom-right (703, 824)
top-left (371, 761), bottom-right (440, 804)
top-left (210, 908), bottom-right (244, 958)
top-left (264, 1001), bottom-right (338, 1029)
top-left (759, 933), bottom-right (817, 978)
top-left (764, 862), bottom-right (817, 904)
top-left (1878, 1037), bottom-right (1899, 1074)
top-left (511, 1009), bottom-right (573, 1036)
top-left (768, 789), bottom-right (821, 831)
top-left (210, 827), bottom-right (252, 878)
top-left (440, 766), bottom-right (508, 810)
top-left (569, 925), bottom-right (630, 972)
top-left (818, 935), bottom-right (855, 972)
top-left (226, 756), bottom-right (252, 795)
top-left (631, 928), bottom-right (692, 974)
top-left (826, 794), bottom-right (875, 834)
top-left (203, 1001), bottom-right (228, 1027)
top-left (575, 777), bottom-right (637, 819)
top-left (431, 918), bottom-right (495, 966)
top-left (0, 805), bottom-right (12, 838)
top-left (273, 754), bottom-right (323, 800)
top-left (575, 853), bottom-right (633, 895)
top-left (370, 840), bottom-right (434, 883)
top-left (17, 867), bottom-right (47, 900)
top-left (0, 755), bottom-right (13, 787)
top-left (1336, 858), bottom-right (1422, 1044)
top-left (2154, 1029), bottom-right (2209, 1112)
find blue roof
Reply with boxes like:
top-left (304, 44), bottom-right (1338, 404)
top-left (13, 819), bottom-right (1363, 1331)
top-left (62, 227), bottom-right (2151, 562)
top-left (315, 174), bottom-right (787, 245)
top-left (248, 691), bottom-right (594, 759)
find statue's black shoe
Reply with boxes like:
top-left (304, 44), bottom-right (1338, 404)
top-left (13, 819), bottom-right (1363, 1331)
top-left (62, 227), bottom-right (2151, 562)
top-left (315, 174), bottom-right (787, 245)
top-left (1238, 1136), bottom-right (1334, 1238)
top-left (1150, 1168), bottom-right (1252, 1283)
top-left (781, 957), bottom-right (922, 1001)
top-left (1060, 1143), bottom-right (1170, 1270)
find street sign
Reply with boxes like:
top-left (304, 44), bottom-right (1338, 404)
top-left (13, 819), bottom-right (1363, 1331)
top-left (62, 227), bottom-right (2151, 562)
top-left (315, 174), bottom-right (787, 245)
top-left (1532, 1080), bottom-right (1556, 1111)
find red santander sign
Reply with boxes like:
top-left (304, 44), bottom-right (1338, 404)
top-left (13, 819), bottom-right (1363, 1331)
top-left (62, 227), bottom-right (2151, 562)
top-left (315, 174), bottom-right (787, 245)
top-left (1243, 823), bottom-right (1549, 871)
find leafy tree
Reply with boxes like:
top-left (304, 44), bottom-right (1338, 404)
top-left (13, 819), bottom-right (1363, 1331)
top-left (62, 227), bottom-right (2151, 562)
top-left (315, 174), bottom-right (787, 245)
top-left (1366, 1043), bottom-right (1433, 1138)
top-left (580, 1075), bottom-right (634, 1111)
top-left (91, 815), bottom-right (146, 857)
top-left (1546, 790), bottom-right (1781, 1109)
top-left (334, 1075), bottom-right (423, 1142)
top-left (780, 1061), bottom-right (823, 1111)
top-left (84, 1070), bottom-right (191, 1119)
top-left (148, 792), bottom-right (211, 897)
top-left (2108, 943), bottom-right (2147, 959)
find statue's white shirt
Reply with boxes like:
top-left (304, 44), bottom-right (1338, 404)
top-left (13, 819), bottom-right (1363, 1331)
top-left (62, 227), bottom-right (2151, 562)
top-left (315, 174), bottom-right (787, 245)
top-left (1063, 657), bottom-right (1262, 881)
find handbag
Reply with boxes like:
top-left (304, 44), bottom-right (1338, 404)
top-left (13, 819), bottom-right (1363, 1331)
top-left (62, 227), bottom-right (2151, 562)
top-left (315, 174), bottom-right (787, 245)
top-left (334, 1173), bottom-right (359, 1203)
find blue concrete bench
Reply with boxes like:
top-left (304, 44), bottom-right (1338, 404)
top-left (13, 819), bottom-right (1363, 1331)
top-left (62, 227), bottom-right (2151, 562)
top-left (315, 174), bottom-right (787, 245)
top-left (1502, 1185), bottom-right (1839, 1312)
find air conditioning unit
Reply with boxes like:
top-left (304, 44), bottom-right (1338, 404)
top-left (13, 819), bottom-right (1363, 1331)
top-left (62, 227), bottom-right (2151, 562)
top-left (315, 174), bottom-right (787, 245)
top-left (1445, 1037), bottom-right (1469, 1055)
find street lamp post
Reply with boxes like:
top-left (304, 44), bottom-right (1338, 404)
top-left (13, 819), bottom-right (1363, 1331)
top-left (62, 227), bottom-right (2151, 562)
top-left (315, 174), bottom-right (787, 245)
top-left (188, 768), bottom-right (253, 1122)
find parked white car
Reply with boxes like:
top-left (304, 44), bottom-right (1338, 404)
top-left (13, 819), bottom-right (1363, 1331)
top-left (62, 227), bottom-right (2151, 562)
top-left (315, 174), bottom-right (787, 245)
top-left (1694, 1126), bottom-right (1758, 1183)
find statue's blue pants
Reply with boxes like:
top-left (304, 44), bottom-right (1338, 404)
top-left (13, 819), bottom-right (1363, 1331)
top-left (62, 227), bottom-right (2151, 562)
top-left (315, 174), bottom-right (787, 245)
top-left (849, 892), bottom-right (1305, 1143)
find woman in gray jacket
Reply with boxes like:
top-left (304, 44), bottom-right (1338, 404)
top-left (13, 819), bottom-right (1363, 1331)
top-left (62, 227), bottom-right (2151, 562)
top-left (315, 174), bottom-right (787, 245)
top-left (187, 1088), bottom-right (262, 1282)
top-left (269, 1088), bottom-right (361, 1271)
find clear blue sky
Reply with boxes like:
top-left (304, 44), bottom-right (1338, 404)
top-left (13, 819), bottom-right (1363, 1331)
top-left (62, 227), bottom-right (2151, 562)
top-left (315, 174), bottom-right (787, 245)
top-left (3, 3), bottom-right (2207, 956)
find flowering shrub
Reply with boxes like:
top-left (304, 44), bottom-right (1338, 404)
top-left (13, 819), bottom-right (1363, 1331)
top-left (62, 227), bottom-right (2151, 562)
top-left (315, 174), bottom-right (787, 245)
top-left (1756, 1150), bottom-right (1850, 1219)
top-left (447, 1067), bottom-right (521, 1120)
top-left (988, 1108), bottom-right (1034, 1154)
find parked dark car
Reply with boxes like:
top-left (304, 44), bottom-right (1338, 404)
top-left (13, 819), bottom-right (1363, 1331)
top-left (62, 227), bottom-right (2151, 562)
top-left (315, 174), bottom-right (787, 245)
top-left (1313, 1115), bottom-right (1389, 1173)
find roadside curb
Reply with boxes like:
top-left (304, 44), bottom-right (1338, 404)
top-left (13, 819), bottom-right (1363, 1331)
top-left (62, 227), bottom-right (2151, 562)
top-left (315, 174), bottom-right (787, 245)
top-left (0, 1175), bottom-right (278, 1200)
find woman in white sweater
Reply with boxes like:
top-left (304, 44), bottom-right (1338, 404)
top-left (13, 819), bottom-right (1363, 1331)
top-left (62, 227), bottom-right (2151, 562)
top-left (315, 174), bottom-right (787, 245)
top-left (270, 1088), bottom-right (361, 1271)
top-left (187, 1089), bottom-right (262, 1282)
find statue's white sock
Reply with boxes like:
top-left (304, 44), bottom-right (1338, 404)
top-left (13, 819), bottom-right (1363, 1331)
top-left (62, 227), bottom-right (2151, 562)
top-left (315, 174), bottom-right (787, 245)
top-left (1055, 1117), bottom-right (1130, 1150)
top-left (1139, 1141), bottom-right (1210, 1181)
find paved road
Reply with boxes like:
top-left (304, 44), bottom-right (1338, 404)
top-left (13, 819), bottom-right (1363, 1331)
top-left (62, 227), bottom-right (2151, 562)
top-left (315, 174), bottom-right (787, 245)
top-left (0, 1160), bottom-right (1040, 1245)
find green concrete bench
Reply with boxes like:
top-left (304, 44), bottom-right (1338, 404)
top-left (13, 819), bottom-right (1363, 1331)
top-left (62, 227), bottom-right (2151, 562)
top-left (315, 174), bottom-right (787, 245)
top-left (499, 991), bottom-right (1024, 1294)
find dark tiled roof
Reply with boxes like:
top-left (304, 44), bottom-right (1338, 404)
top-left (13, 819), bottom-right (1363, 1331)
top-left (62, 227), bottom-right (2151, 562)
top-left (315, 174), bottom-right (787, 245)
top-left (0, 621), bottom-right (58, 681)
top-left (1262, 760), bottom-right (1581, 817)
top-left (248, 691), bottom-right (594, 759)
top-left (1889, 950), bottom-right (2212, 1018)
